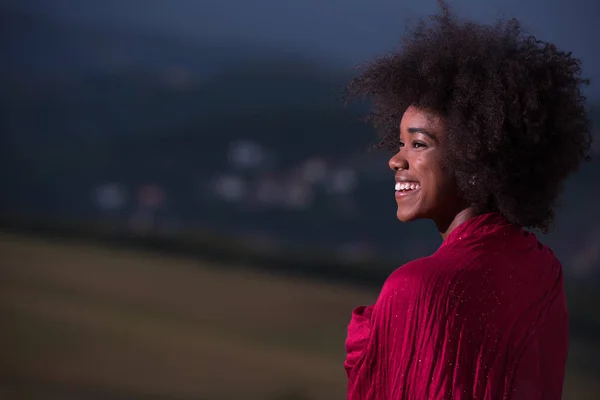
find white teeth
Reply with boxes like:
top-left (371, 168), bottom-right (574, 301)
top-left (395, 182), bottom-right (421, 191)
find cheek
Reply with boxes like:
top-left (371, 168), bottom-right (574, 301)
top-left (417, 160), bottom-right (456, 206)
top-left (414, 156), bottom-right (446, 191)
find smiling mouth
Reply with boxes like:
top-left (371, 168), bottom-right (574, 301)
top-left (395, 182), bottom-right (421, 196)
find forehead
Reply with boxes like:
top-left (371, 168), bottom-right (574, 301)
top-left (400, 106), bottom-right (445, 131)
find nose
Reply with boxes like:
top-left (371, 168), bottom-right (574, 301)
top-left (389, 151), bottom-right (408, 171)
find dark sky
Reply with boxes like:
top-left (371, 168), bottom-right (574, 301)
top-left (6, 0), bottom-right (600, 98)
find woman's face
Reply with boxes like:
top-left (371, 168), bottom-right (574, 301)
top-left (389, 106), bottom-right (464, 225)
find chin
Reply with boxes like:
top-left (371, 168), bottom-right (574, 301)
top-left (395, 209), bottom-right (420, 223)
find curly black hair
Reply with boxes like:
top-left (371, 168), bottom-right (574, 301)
top-left (347, 1), bottom-right (592, 232)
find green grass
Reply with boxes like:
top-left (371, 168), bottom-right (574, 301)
top-left (0, 232), bottom-right (598, 399)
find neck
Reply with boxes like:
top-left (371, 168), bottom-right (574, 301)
top-left (437, 207), bottom-right (478, 240)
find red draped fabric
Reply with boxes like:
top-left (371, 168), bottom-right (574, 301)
top-left (345, 213), bottom-right (568, 400)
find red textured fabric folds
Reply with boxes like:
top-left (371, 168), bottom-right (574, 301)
top-left (345, 213), bottom-right (569, 400)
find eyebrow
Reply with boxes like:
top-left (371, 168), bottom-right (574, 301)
top-left (407, 127), bottom-right (438, 142)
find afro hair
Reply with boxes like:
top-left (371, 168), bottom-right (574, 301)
top-left (347, 1), bottom-right (592, 232)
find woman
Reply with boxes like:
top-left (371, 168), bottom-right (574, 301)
top-left (344, 3), bottom-right (592, 400)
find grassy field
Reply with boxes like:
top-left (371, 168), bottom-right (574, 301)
top-left (0, 232), bottom-right (598, 399)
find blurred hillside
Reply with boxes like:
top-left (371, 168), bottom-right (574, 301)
top-left (1, 7), bottom-right (599, 280)
top-left (0, 233), bottom-right (598, 400)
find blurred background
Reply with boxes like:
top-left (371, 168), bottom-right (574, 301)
top-left (0, 0), bottom-right (599, 399)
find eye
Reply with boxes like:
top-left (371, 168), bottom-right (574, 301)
top-left (398, 140), bottom-right (405, 148)
top-left (412, 141), bottom-right (427, 148)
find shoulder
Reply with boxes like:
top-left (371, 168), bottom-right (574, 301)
top-left (374, 254), bottom-right (463, 312)
top-left (374, 248), bottom-right (513, 317)
top-left (375, 238), bottom-right (565, 320)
